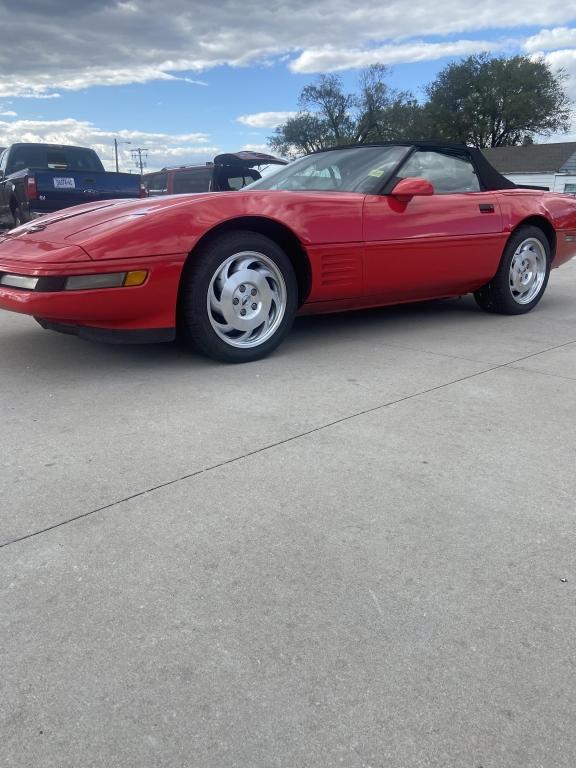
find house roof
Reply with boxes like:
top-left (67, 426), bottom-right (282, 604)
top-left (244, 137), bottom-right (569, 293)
top-left (482, 143), bottom-right (576, 174)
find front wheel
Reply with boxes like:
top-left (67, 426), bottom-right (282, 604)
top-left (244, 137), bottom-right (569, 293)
top-left (474, 225), bottom-right (550, 315)
top-left (179, 231), bottom-right (298, 363)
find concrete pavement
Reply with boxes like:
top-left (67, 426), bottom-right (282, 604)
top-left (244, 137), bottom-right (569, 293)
top-left (1, 262), bottom-right (575, 767)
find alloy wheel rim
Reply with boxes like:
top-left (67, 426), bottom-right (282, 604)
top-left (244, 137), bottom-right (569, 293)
top-left (207, 251), bottom-right (287, 348)
top-left (508, 237), bottom-right (547, 305)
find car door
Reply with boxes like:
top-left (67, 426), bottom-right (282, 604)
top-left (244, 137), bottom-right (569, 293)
top-left (363, 149), bottom-right (506, 302)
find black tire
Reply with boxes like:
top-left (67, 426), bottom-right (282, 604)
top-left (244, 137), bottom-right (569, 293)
top-left (179, 231), bottom-right (298, 363)
top-left (474, 225), bottom-right (551, 315)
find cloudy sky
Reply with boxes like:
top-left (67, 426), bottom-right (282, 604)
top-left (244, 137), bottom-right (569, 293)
top-left (1, 1), bottom-right (575, 171)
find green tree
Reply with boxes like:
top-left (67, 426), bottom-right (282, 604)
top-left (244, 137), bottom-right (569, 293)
top-left (268, 113), bottom-right (335, 156)
top-left (299, 74), bottom-right (356, 145)
top-left (424, 54), bottom-right (571, 147)
top-left (268, 66), bottom-right (421, 157)
top-left (355, 65), bottom-right (427, 142)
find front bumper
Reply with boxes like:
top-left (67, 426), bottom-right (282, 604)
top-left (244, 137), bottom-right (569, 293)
top-left (0, 254), bottom-right (186, 335)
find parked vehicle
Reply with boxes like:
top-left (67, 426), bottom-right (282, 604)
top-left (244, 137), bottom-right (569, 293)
top-left (1, 141), bottom-right (575, 363)
top-left (0, 143), bottom-right (145, 228)
top-left (141, 151), bottom-right (287, 196)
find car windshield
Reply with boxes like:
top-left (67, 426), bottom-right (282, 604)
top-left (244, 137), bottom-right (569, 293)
top-left (245, 146), bottom-right (410, 194)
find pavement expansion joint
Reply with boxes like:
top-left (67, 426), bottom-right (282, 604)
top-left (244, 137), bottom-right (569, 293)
top-left (2, 336), bottom-right (575, 551)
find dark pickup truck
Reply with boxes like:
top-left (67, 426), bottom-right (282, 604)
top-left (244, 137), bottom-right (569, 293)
top-left (0, 143), bottom-right (144, 228)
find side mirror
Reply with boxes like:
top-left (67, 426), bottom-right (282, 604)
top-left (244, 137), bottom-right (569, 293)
top-left (391, 177), bottom-right (434, 203)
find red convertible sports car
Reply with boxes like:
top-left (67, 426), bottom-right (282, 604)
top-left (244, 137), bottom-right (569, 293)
top-left (0, 141), bottom-right (575, 362)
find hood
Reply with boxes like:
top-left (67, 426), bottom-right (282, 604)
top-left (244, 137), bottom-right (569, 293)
top-left (0, 191), bottom-right (231, 262)
top-left (0, 194), bottom-right (219, 262)
top-left (0, 195), bottom-right (204, 244)
top-left (0, 235), bottom-right (90, 264)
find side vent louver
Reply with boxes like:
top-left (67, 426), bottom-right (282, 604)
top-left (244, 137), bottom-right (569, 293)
top-left (321, 253), bottom-right (356, 287)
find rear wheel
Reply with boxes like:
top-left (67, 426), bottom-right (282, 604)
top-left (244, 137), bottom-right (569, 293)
top-left (179, 231), bottom-right (298, 363)
top-left (474, 225), bottom-right (550, 314)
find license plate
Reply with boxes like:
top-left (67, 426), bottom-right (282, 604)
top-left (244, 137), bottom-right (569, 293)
top-left (53, 177), bottom-right (76, 189)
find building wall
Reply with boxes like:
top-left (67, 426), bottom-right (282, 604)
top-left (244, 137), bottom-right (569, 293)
top-left (504, 173), bottom-right (576, 193)
top-left (560, 152), bottom-right (576, 175)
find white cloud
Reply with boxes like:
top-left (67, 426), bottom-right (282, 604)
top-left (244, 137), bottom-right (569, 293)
top-left (524, 27), bottom-right (576, 53)
top-left (180, 77), bottom-right (209, 86)
top-left (237, 111), bottom-right (298, 128)
top-left (0, 117), bottom-right (218, 172)
top-left (0, 110), bottom-right (17, 117)
top-left (290, 39), bottom-right (506, 73)
top-left (240, 143), bottom-right (276, 153)
top-left (526, 49), bottom-right (576, 139)
top-left (541, 120), bottom-right (576, 143)
top-left (531, 49), bottom-right (576, 100)
top-left (0, 88), bottom-right (61, 99)
top-left (1, 1), bottom-right (576, 95)
top-left (0, 68), bottom-right (208, 99)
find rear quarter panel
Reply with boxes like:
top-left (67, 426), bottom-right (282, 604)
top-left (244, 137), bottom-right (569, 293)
top-left (497, 189), bottom-right (576, 267)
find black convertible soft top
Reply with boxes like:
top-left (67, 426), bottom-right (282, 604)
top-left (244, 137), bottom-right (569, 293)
top-left (319, 141), bottom-right (518, 191)
top-left (465, 146), bottom-right (518, 190)
top-left (213, 151), bottom-right (288, 168)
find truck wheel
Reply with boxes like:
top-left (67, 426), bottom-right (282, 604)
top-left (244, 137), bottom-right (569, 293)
top-left (179, 231), bottom-right (298, 363)
top-left (474, 226), bottom-right (550, 314)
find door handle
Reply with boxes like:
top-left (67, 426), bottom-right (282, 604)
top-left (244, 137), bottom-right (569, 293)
top-left (479, 204), bottom-right (495, 213)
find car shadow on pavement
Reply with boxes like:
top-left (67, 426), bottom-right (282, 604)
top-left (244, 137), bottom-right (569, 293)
top-left (292, 295), bottom-right (478, 339)
top-left (0, 294), bottom-right (525, 375)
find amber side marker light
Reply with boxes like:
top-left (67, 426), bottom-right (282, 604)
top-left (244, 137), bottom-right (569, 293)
top-left (65, 270), bottom-right (148, 290)
top-left (123, 270), bottom-right (148, 287)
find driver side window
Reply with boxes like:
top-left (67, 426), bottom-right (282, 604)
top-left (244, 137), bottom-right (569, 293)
top-left (399, 150), bottom-right (480, 194)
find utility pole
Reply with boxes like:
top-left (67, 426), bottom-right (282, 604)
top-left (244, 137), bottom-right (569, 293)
top-left (131, 147), bottom-right (148, 175)
top-left (113, 138), bottom-right (131, 172)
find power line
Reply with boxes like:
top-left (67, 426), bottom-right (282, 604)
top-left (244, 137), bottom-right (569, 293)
top-left (131, 147), bottom-right (148, 174)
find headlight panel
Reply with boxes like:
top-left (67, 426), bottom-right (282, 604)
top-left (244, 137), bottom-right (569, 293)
top-left (65, 273), bottom-right (126, 290)
top-left (0, 270), bottom-right (148, 291)
top-left (0, 274), bottom-right (39, 290)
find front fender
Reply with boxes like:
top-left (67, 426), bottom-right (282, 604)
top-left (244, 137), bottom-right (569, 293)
top-left (63, 191), bottom-right (365, 261)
